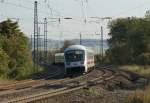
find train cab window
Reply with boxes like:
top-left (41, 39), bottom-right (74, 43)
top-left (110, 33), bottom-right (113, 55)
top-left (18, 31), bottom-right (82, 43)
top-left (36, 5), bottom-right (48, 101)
top-left (65, 50), bottom-right (84, 62)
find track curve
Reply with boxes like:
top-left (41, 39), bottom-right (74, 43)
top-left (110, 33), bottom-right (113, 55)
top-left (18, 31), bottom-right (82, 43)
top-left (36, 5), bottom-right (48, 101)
top-left (4, 67), bottom-right (117, 103)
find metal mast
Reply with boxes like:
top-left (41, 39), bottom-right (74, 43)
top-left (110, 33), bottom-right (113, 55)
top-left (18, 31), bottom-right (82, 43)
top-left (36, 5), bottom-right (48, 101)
top-left (38, 27), bottom-right (41, 64)
top-left (80, 33), bottom-right (82, 45)
top-left (34, 1), bottom-right (38, 70)
top-left (101, 26), bottom-right (103, 63)
top-left (31, 35), bottom-right (32, 51)
top-left (44, 18), bottom-right (48, 63)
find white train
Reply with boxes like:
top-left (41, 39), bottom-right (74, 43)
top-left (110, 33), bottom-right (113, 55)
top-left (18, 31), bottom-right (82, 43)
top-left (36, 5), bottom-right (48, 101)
top-left (64, 45), bottom-right (95, 74)
top-left (54, 53), bottom-right (64, 64)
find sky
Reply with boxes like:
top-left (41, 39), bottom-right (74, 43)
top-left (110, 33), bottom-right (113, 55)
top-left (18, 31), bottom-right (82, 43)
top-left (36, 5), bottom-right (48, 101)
top-left (0, 0), bottom-right (150, 40)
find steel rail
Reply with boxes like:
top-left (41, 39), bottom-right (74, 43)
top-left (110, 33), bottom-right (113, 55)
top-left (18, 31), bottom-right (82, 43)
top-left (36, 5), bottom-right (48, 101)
top-left (7, 68), bottom-right (116, 103)
top-left (0, 67), bottom-right (62, 91)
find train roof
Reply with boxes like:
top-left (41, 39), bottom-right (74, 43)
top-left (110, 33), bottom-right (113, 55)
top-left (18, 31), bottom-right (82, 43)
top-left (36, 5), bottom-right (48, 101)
top-left (64, 45), bottom-right (93, 53)
top-left (55, 53), bottom-right (64, 56)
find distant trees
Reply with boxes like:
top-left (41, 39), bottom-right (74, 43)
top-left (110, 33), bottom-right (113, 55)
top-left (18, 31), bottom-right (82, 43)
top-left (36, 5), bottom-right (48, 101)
top-left (0, 19), bottom-right (35, 79)
top-left (60, 40), bottom-right (73, 52)
top-left (106, 17), bottom-right (150, 65)
top-left (145, 10), bottom-right (150, 20)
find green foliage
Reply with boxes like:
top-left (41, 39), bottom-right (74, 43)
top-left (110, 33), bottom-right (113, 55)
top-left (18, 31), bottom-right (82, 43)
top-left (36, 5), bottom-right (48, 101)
top-left (0, 19), bottom-right (19, 37)
top-left (94, 54), bottom-right (110, 65)
top-left (107, 17), bottom-right (150, 65)
top-left (136, 53), bottom-right (150, 65)
top-left (95, 54), bottom-right (102, 64)
top-left (0, 19), bottom-right (35, 79)
top-left (0, 48), bottom-right (10, 78)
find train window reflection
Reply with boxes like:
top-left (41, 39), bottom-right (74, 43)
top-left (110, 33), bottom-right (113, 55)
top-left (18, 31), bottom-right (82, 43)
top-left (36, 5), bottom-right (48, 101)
top-left (65, 50), bottom-right (84, 62)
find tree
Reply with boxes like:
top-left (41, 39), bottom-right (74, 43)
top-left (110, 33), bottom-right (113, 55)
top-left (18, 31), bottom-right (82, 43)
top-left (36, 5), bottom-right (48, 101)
top-left (0, 49), bottom-right (10, 76)
top-left (0, 19), bottom-right (19, 37)
top-left (0, 19), bottom-right (34, 79)
top-left (107, 17), bottom-right (150, 64)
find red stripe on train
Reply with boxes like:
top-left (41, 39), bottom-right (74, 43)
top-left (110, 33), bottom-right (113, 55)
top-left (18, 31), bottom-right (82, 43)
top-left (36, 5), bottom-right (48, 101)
top-left (87, 61), bottom-right (94, 64)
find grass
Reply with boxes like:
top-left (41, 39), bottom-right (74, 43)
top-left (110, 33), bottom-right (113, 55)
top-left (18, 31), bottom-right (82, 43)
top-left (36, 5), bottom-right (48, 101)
top-left (124, 86), bottom-right (150, 103)
top-left (120, 65), bottom-right (150, 103)
top-left (85, 88), bottom-right (104, 97)
top-left (0, 64), bottom-right (43, 80)
top-left (119, 65), bottom-right (150, 78)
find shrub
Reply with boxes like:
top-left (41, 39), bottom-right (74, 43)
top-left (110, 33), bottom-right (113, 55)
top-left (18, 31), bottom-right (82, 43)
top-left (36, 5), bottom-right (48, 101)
top-left (0, 19), bottom-right (36, 79)
top-left (136, 53), bottom-right (150, 65)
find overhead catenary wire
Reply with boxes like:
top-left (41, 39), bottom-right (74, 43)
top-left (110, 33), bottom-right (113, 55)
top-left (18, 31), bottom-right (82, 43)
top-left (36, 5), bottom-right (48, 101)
top-left (0, 0), bottom-right (66, 18)
top-left (1, 0), bottom-right (150, 40)
top-left (111, 2), bottom-right (150, 18)
top-left (2, 0), bottom-right (150, 53)
top-left (1, 0), bottom-right (150, 20)
top-left (1, 0), bottom-right (148, 25)
top-left (76, 0), bottom-right (87, 24)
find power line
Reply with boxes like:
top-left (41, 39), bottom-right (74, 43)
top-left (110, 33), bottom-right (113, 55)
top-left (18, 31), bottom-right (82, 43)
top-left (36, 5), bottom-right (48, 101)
top-left (1, 0), bottom-right (149, 41)
top-left (112, 2), bottom-right (150, 18)
top-left (0, 0), bottom-right (65, 18)
top-left (1, 1), bottom-right (33, 10)
top-left (79, 0), bottom-right (87, 24)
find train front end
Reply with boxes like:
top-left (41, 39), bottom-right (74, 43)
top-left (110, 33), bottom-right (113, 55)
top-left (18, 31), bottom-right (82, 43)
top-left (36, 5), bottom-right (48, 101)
top-left (64, 45), bottom-right (86, 75)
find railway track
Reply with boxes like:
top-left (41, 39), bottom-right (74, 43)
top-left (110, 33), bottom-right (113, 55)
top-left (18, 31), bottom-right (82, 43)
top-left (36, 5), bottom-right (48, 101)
top-left (0, 66), bottom-right (63, 91)
top-left (0, 68), bottom-right (101, 98)
top-left (4, 67), bottom-right (116, 103)
top-left (0, 66), bottom-right (100, 92)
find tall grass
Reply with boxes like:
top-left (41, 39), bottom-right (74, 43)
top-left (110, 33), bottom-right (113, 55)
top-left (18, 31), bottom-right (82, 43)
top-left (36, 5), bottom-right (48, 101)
top-left (124, 86), bottom-right (150, 103)
top-left (121, 65), bottom-right (150, 103)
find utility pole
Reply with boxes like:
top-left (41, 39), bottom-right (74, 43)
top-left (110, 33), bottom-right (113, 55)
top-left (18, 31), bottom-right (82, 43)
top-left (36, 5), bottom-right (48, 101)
top-left (90, 17), bottom-right (112, 65)
top-left (38, 27), bottom-right (41, 64)
top-left (80, 33), bottom-right (82, 45)
top-left (31, 35), bottom-right (33, 51)
top-left (34, 1), bottom-right (38, 71)
top-left (44, 18), bottom-right (48, 63)
top-left (101, 26), bottom-right (103, 63)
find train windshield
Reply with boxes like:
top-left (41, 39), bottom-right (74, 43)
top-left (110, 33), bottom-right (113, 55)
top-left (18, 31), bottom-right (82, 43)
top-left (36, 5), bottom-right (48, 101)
top-left (65, 50), bottom-right (84, 62)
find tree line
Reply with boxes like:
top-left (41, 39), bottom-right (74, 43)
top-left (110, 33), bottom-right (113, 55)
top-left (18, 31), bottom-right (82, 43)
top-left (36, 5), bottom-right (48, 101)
top-left (106, 16), bottom-right (150, 65)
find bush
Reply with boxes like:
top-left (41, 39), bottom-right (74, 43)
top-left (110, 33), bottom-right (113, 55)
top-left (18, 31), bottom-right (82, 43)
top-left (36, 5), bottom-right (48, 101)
top-left (0, 48), bottom-right (10, 78)
top-left (136, 53), bottom-right (150, 65)
top-left (0, 19), bottom-right (36, 79)
top-left (107, 17), bottom-right (150, 65)
top-left (95, 54), bottom-right (103, 64)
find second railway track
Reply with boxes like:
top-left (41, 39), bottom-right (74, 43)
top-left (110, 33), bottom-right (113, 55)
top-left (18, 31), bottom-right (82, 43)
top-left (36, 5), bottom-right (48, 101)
top-left (0, 66), bottom-right (63, 91)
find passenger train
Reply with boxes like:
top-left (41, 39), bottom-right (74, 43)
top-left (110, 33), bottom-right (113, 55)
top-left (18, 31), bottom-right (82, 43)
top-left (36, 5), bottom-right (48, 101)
top-left (54, 53), bottom-right (64, 65)
top-left (64, 45), bottom-right (95, 74)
